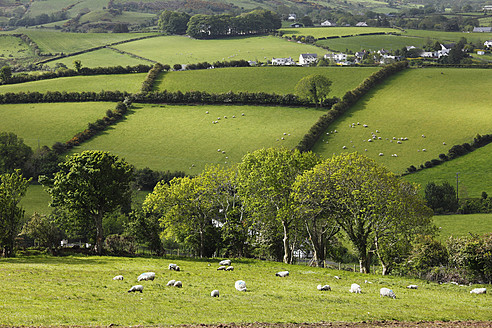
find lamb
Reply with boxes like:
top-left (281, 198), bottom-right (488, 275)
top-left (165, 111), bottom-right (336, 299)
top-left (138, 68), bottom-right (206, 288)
top-left (219, 259), bottom-right (231, 266)
top-left (350, 283), bottom-right (361, 293)
top-left (137, 272), bottom-right (155, 281)
top-left (275, 271), bottom-right (289, 277)
top-left (128, 285), bottom-right (144, 293)
top-left (169, 263), bottom-right (180, 271)
top-left (211, 289), bottom-right (220, 297)
top-left (174, 281), bottom-right (182, 288)
top-left (380, 287), bottom-right (396, 299)
top-left (407, 285), bottom-right (418, 289)
top-left (113, 275), bottom-right (124, 280)
top-left (235, 280), bottom-right (247, 291)
top-left (317, 284), bottom-right (331, 291)
top-left (225, 266), bottom-right (234, 271)
top-left (470, 288), bottom-right (486, 294)
top-left (166, 279), bottom-right (176, 286)
top-left (217, 266), bottom-right (226, 271)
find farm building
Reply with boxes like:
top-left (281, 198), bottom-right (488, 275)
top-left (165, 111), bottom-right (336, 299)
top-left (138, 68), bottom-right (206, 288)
top-left (290, 23), bottom-right (303, 28)
top-left (271, 57), bottom-right (296, 66)
top-left (356, 22), bottom-right (368, 27)
top-left (324, 53), bottom-right (347, 62)
top-left (299, 53), bottom-right (318, 65)
top-left (288, 14), bottom-right (296, 21)
top-left (473, 27), bottom-right (492, 33)
top-left (321, 20), bottom-right (336, 26)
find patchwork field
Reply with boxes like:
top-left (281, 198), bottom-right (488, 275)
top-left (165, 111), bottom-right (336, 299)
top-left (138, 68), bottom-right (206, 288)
top-left (311, 68), bottom-right (491, 196)
top-left (403, 29), bottom-right (492, 44)
top-left (0, 256), bottom-right (489, 326)
top-left (316, 34), bottom-right (427, 52)
top-left (155, 66), bottom-right (380, 98)
top-left (279, 27), bottom-right (401, 39)
top-left (68, 103), bottom-right (324, 174)
top-left (0, 102), bottom-right (114, 149)
top-left (113, 35), bottom-right (327, 66)
top-left (0, 73), bottom-right (147, 94)
top-left (46, 47), bottom-right (152, 68)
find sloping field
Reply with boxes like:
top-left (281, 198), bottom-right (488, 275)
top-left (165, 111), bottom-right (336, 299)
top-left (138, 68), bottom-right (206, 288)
top-left (46, 47), bottom-right (152, 68)
top-left (0, 102), bottom-right (114, 149)
top-left (433, 213), bottom-right (492, 240)
top-left (0, 73), bottom-right (147, 94)
top-left (279, 27), bottom-right (401, 39)
top-left (316, 34), bottom-right (426, 52)
top-left (155, 66), bottom-right (380, 98)
top-left (0, 34), bottom-right (35, 59)
top-left (0, 256), bottom-right (490, 326)
top-left (113, 35), bottom-right (327, 66)
top-left (69, 104), bottom-right (324, 173)
top-left (311, 68), bottom-right (491, 196)
top-left (403, 29), bottom-right (492, 44)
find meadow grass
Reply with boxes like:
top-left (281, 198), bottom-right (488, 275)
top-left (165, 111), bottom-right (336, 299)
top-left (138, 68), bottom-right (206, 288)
top-left (26, 0), bottom-right (106, 17)
top-left (403, 29), bottom-right (492, 44)
top-left (0, 102), bottom-right (114, 149)
top-left (69, 103), bottom-right (324, 174)
top-left (79, 10), bottom-right (156, 25)
top-left (0, 255), bottom-right (489, 326)
top-left (21, 184), bottom-right (52, 219)
top-left (0, 35), bottom-right (35, 59)
top-left (113, 35), bottom-right (327, 66)
top-left (433, 213), bottom-right (492, 240)
top-left (311, 68), bottom-right (491, 197)
top-left (316, 34), bottom-right (427, 52)
top-left (0, 73), bottom-right (147, 93)
top-left (279, 27), bottom-right (401, 39)
top-left (155, 66), bottom-right (380, 98)
top-left (46, 47), bottom-right (152, 68)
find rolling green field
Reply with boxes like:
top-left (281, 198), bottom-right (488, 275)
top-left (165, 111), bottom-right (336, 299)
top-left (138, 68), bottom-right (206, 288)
top-left (403, 29), bottom-right (492, 44)
top-left (0, 35), bottom-right (35, 59)
top-left (46, 47), bottom-right (152, 68)
top-left (433, 213), bottom-right (492, 240)
top-left (0, 102), bottom-right (114, 149)
top-left (316, 34), bottom-right (427, 52)
top-left (69, 103), bottom-right (324, 174)
top-left (279, 27), bottom-right (401, 39)
top-left (155, 66), bottom-right (380, 98)
top-left (113, 35), bottom-right (327, 66)
top-left (312, 68), bottom-right (492, 196)
top-left (0, 73), bottom-right (147, 94)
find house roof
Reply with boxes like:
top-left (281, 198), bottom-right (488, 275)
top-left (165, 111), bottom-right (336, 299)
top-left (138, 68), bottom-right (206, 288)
top-left (300, 53), bottom-right (318, 58)
top-left (473, 27), bottom-right (492, 32)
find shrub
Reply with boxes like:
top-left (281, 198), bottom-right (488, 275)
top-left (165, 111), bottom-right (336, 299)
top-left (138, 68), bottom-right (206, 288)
top-left (104, 234), bottom-right (136, 256)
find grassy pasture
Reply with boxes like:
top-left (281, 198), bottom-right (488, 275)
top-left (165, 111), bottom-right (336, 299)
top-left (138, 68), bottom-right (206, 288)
top-left (0, 102), bottom-right (114, 149)
top-left (79, 10), bottom-right (156, 25)
top-left (0, 35), bottom-right (35, 59)
top-left (69, 103), bottom-right (324, 174)
top-left (433, 213), bottom-right (492, 241)
top-left (316, 34), bottom-right (426, 52)
top-left (279, 27), bottom-right (401, 39)
top-left (155, 66), bottom-right (380, 98)
top-left (113, 35), bottom-right (327, 66)
top-left (25, 0), bottom-right (106, 17)
top-left (0, 255), bottom-right (490, 326)
top-left (403, 29), bottom-right (492, 44)
top-left (46, 47), bottom-right (151, 68)
top-left (0, 73), bottom-right (147, 94)
top-left (311, 68), bottom-right (491, 196)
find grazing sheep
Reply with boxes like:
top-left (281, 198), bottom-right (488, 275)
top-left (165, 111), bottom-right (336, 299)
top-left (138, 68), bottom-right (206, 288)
top-left (443, 142), bottom-right (446, 145)
top-left (219, 259), bottom-right (231, 266)
top-left (137, 272), bottom-right (155, 281)
top-left (342, 146), bottom-right (347, 149)
top-left (113, 275), bottom-right (124, 280)
top-left (211, 289), bottom-right (219, 297)
top-left (364, 280), bottom-right (372, 284)
top-left (169, 263), bottom-right (179, 271)
top-left (225, 266), bottom-right (234, 271)
top-left (128, 285), bottom-right (144, 293)
top-left (407, 285), bottom-right (418, 289)
top-left (379, 153), bottom-right (384, 156)
top-left (217, 266), bottom-right (226, 271)
top-left (422, 135), bottom-right (426, 138)
top-left (276, 271), bottom-right (289, 277)
top-left (235, 280), bottom-right (247, 291)
top-left (206, 111), bottom-right (209, 114)
top-left (166, 279), bottom-right (176, 286)
top-left (317, 284), bottom-right (331, 291)
top-left (334, 276), bottom-right (341, 279)
top-left (350, 283), bottom-right (361, 293)
top-left (174, 281), bottom-right (182, 288)
top-left (380, 287), bottom-right (396, 299)
top-left (363, 124), bottom-right (368, 128)
top-left (470, 288), bottom-right (486, 294)
top-left (422, 149), bottom-right (426, 152)
top-left (368, 139), bottom-right (373, 142)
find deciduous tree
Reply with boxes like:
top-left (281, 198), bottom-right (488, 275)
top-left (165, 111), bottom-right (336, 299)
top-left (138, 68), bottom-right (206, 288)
top-left (295, 74), bottom-right (332, 107)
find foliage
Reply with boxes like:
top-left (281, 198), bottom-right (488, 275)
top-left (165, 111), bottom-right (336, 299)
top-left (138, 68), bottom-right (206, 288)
top-left (20, 212), bottom-right (63, 254)
top-left (158, 10), bottom-right (191, 35)
top-left (406, 234), bottom-right (448, 275)
top-left (41, 151), bottom-right (134, 255)
top-left (125, 210), bottom-right (164, 255)
top-left (0, 170), bottom-right (30, 257)
top-left (133, 167), bottom-right (186, 191)
top-left (0, 132), bottom-right (33, 175)
top-left (424, 181), bottom-right (457, 214)
top-left (0, 65), bottom-right (12, 83)
top-left (295, 74), bottom-right (332, 107)
top-left (104, 234), bottom-right (136, 256)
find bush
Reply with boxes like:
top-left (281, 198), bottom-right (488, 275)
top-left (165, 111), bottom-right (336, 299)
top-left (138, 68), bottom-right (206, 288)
top-left (104, 234), bottom-right (136, 256)
top-left (447, 234), bottom-right (492, 283)
top-left (405, 235), bottom-right (448, 278)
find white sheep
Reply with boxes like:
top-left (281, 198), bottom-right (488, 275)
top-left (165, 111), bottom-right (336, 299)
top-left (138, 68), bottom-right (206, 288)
top-left (350, 283), bottom-right (361, 293)
top-left (276, 271), bottom-right (289, 277)
top-left (211, 289), bottom-right (219, 297)
top-left (407, 285), bottom-right (418, 289)
top-left (470, 288), bottom-right (486, 294)
top-left (166, 279), bottom-right (176, 286)
top-left (225, 266), bottom-right (234, 271)
top-left (113, 275), bottom-right (124, 280)
top-left (219, 259), bottom-right (231, 266)
top-left (342, 146), bottom-right (347, 149)
top-left (334, 276), bottom-right (341, 279)
top-left (379, 153), bottom-right (384, 156)
top-left (317, 284), bottom-right (331, 291)
top-left (169, 263), bottom-right (179, 271)
top-left (174, 281), bottom-right (182, 288)
top-left (217, 266), bottom-right (226, 271)
top-left (137, 272), bottom-right (155, 281)
top-left (235, 280), bottom-right (247, 291)
top-left (380, 287), bottom-right (396, 299)
top-left (128, 285), bottom-right (144, 293)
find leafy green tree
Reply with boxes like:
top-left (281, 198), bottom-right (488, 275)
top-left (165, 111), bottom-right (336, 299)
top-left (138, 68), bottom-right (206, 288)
top-left (237, 148), bottom-right (320, 264)
top-left (0, 170), bottom-right (30, 257)
top-left (300, 15), bottom-right (313, 27)
top-left (158, 10), bottom-right (191, 35)
top-left (126, 209), bottom-right (164, 256)
top-left (295, 74), bottom-right (332, 107)
top-left (406, 234), bottom-right (448, 274)
top-left (0, 132), bottom-right (33, 175)
top-left (0, 65), bottom-right (12, 83)
top-left (448, 233), bottom-right (492, 283)
top-left (21, 212), bottom-right (63, 254)
top-left (41, 151), bottom-right (134, 255)
top-left (424, 181), bottom-right (457, 214)
top-left (73, 60), bottom-right (82, 72)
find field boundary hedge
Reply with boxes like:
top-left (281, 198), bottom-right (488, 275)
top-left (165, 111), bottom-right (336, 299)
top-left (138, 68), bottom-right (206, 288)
top-left (295, 61), bottom-right (409, 152)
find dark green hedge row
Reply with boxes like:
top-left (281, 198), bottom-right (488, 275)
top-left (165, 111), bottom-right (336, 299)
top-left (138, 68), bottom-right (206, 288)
top-left (0, 90), bottom-right (130, 104)
top-left (404, 133), bottom-right (492, 174)
top-left (186, 59), bottom-right (251, 70)
top-left (141, 63), bottom-right (165, 92)
top-left (296, 61), bottom-right (409, 152)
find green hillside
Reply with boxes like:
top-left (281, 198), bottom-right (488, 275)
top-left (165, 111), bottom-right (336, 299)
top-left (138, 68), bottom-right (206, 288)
top-left (280, 27), bottom-right (401, 39)
top-left (316, 34), bottom-right (427, 52)
top-left (434, 213), bottom-right (492, 240)
top-left (46, 47), bottom-right (152, 68)
top-left (155, 66), bottom-right (380, 98)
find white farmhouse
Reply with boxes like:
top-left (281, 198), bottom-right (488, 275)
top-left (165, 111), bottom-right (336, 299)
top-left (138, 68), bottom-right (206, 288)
top-left (299, 53), bottom-right (318, 65)
top-left (324, 53), bottom-right (347, 62)
top-left (271, 57), bottom-right (296, 66)
top-left (321, 20), bottom-right (336, 27)
top-left (356, 21), bottom-right (368, 27)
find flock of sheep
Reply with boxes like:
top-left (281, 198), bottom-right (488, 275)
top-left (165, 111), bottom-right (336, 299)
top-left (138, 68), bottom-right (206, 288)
top-left (113, 259), bottom-right (486, 299)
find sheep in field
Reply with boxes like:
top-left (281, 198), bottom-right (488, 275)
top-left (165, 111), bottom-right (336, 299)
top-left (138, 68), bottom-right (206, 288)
top-left (166, 279), bottom-right (176, 286)
top-left (174, 281), bottom-right (183, 288)
top-left (407, 285), bottom-right (418, 289)
top-left (137, 272), bottom-right (155, 281)
top-left (128, 285), bottom-right (144, 293)
top-left (235, 280), bottom-right (247, 291)
top-left (276, 271), bottom-right (289, 277)
top-left (317, 284), bottom-right (331, 291)
top-left (350, 283), bottom-right (361, 293)
top-left (217, 266), bottom-right (226, 271)
top-left (219, 259), bottom-right (231, 266)
top-left (113, 275), bottom-right (124, 280)
top-left (470, 288), bottom-right (486, 294)
top-left (225, 266), bottom-right (234, 271)
top-left (380, 287), bottom-right (396, 299)
top-left (211, 290), bottom-right (219, 297)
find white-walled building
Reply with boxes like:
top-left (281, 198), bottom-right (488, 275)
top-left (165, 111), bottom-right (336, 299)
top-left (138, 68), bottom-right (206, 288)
top-left (299, 53), bottom-right (318, 65)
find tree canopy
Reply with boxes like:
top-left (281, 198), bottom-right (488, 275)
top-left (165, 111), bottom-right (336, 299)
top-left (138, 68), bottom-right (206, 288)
top-left (0, 132), bottom-right (33, 175)
top-left (295, 74), bottom-right (332, 107)
top-left (158, 10), bottom-right (191, 35)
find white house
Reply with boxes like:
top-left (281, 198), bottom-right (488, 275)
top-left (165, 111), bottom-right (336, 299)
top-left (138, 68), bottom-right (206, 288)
top-left (271, 57), bottom-right (296, 66)
top-left (324, 53), bottom-right (347, 62)
top-left (299, 53), bottom-right (318, 65)
top-left (288, 14), bottom-right (296, 21)
top-left (356, 21), bottom-right (368, 27)
top-left (477, 50), bottom-right (485, 55)
top-left (484, 40), bottom-right (492, 48)
top-left (321, 20), bottom-right (336, 27)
